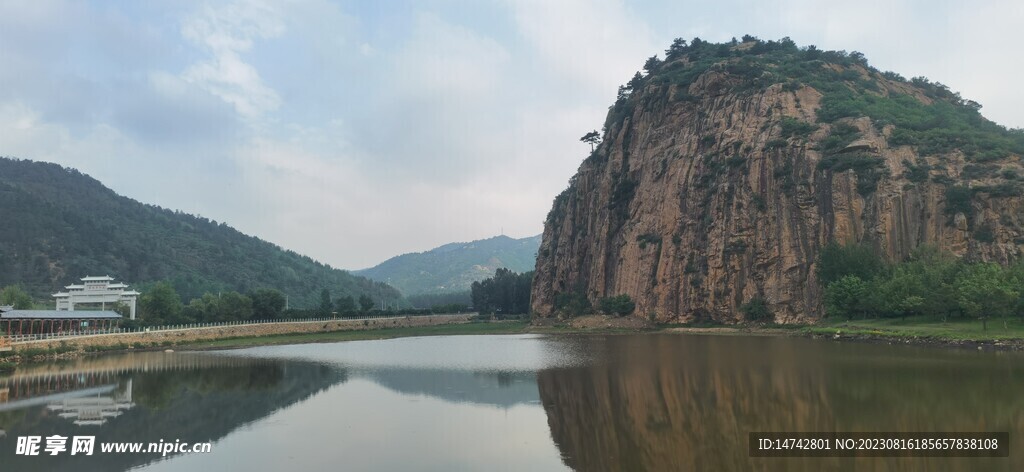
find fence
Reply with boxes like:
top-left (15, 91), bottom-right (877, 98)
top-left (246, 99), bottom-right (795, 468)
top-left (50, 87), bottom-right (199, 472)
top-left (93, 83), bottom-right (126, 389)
top-left (2, 313), bottom-right (470, 344)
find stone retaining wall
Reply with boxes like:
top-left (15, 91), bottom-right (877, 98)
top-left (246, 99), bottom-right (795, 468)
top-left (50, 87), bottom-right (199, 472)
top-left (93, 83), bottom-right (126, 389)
top-left (13, 314), bottom-right (474, 351)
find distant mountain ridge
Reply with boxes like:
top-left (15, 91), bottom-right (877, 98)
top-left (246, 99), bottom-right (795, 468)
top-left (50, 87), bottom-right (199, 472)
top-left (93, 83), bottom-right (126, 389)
top-left (0, 157), bottom-right (400, 308)
top-left (355, 235), bottom-right (540, 295)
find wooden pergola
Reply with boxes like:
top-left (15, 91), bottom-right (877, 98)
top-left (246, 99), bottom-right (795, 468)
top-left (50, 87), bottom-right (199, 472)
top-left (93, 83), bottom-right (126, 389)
top-left (0, 310), bottom-right (122, 336)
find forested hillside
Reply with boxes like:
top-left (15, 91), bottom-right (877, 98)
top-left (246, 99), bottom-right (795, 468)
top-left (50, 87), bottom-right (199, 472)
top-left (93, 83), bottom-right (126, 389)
top-left (0, 157), bottom-right (400, 308)
top-left (356, 234), bottom-right (540, 295)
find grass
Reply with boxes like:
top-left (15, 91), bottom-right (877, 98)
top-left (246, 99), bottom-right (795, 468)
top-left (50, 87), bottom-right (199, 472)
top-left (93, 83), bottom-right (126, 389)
top-left (807, 315), bottom-right (1024, 342)
top-left (179, 321), bottom-right (531, 350)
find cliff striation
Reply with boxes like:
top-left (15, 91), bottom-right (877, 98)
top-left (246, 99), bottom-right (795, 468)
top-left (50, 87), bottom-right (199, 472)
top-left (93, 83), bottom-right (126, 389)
top-left (532, 37), bottom-right (1024, 322)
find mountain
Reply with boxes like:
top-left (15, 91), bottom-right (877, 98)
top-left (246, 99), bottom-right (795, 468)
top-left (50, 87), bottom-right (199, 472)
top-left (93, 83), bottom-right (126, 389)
top-left (531, 37), bottom-right (1024, 323)
top-left (0, 157), bottom-right (401, 308)
top-left (355, 234), bottom-right (540, 295)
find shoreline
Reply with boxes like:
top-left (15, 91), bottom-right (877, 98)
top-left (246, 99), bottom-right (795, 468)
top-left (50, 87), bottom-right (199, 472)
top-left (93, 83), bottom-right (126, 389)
top-left (5, 316), bottom-right (1024, 371)
top-left (662, 325), bottom-right (1024, 351)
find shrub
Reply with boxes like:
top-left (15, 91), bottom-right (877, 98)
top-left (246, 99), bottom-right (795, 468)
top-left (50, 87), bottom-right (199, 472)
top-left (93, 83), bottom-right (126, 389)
top-left (554, 292), bottom-right (592, 316)
top-left (780, 117), bottom-right (817, 139)
top-left (816, 241), bottom-right (886, 286)
top-left (740, 297), bottom-right (772, 321)
top-left (599, 295), bottom-right (636, 316)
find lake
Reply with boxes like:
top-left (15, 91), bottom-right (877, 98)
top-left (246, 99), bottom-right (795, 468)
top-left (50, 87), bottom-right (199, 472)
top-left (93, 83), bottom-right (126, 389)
top-left (0, 333), bottom-right (1021, 471)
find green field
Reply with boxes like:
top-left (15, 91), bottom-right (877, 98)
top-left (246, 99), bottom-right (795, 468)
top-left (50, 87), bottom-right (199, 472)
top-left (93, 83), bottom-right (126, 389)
top-left (806, 315), bottom-right (1024, 342)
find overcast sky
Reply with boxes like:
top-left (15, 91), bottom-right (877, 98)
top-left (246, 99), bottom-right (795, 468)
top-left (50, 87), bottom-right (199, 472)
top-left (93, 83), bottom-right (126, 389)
top-left (1, 0), bottom-right (1022, 269)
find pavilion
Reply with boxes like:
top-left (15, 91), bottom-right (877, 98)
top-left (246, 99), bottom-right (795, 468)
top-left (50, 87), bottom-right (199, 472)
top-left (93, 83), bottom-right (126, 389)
top-left (0, 307), bottom-right (121, 336)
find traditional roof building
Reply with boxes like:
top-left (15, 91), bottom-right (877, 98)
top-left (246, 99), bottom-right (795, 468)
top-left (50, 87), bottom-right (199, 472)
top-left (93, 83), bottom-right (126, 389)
top-left (53, 275), bottom-right (139, 320)
top-left (0, 310), bottom-right (121, 336)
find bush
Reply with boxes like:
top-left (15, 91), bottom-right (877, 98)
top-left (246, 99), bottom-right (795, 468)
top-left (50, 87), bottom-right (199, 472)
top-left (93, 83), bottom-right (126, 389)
top-left (554, 292), bottom-right (592, 317)
top-left (598, 295), bottom-right (636, 316)
top-left (740, 297), bottom-right (772, 321)
top-left (816, 241), bottom-right (886, 286)
top-left (780, 117), bottom-right (817, 138)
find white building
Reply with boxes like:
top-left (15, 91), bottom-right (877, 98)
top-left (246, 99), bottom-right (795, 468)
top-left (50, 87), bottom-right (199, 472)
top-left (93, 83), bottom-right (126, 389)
top-left (53, 276), bottom-right (139, 320)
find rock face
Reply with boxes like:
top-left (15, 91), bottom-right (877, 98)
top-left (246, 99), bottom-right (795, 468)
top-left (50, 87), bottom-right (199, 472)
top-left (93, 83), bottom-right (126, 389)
top-left (531, 40), bottom-right (1024, 323)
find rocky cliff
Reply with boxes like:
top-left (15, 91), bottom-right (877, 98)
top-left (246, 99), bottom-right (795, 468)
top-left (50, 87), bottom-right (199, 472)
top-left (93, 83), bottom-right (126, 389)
top-left (532, 37), bottom-right (1024, 322)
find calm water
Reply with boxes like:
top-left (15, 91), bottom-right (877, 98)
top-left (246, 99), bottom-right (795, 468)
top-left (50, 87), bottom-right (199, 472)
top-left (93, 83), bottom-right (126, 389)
top-left (0, 334), bottom-right (1021, 471)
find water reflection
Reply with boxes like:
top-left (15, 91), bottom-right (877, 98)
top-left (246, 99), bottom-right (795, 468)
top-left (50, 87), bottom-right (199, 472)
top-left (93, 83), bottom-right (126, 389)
top-left (0, 353), bottom-right (348, 472)
top-left (0, 334), bottom-right (1021, 471)
top-left (538, 334), bottom-right (1024, 471)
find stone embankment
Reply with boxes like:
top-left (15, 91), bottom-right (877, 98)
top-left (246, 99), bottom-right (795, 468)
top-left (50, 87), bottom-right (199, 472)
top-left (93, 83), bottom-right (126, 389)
top-left (10, 314), bottom-right (473, 352)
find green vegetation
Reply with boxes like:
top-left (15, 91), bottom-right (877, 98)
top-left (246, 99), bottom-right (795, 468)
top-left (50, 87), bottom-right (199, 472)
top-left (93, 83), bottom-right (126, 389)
top-left (819, 243), bottom-right (1023, 330)
top-left (406, 291), bottom-right (471, 310)
top-left (809, 316), bottom-right (1024, 342)
top-left (131, 283), bottom-right (438, 327)
top-left (355, 234), bottom-right (540, 296)
top-left (0, 285), bottom-right (33, 309)
top-left (596, 35), bottom-right (1023, 188)
top-left (598, 295), bottom-right (636, 316)
top-left (470, 268), bottom-right (533, 316)
top-left (0, 157), bottom-right (399, 308)
top-left (554, 291), bottom-right (593, 317)
top-left (740, 297), bottom-right (772, 321)
top-left (779, 117), bottom-right (817, 139)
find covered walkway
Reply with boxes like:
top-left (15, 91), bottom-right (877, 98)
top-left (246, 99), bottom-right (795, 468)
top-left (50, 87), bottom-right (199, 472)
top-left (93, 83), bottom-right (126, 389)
top-left (0, 310), bottom-right (121, 336)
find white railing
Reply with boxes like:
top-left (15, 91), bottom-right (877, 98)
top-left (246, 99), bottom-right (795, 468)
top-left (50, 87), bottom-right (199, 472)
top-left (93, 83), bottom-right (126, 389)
top-left (2, 313), bottom-right (471, 344)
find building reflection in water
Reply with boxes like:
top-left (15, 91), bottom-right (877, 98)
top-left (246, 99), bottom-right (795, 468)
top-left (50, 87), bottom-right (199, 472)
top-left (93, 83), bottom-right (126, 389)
top-left (46, 378), bottom-right (135, 426)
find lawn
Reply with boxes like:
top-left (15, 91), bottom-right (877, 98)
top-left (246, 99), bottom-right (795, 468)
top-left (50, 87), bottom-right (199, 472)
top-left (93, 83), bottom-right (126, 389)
top-left (807, 315), bottom-right (1024, 341)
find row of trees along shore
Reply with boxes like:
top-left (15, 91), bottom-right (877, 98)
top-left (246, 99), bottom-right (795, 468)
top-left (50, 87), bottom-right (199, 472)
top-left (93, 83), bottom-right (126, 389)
top-left (818, 243), bottom-right (1024, 329)
top-left (132, 283), bottom-right (472, 328)
top-left (0, 282), bottom-right (473, 329)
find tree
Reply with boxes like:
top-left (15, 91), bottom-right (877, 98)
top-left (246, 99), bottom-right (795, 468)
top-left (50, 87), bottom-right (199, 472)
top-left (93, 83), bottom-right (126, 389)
top-left (580, 130), bottom-right (601, 151)
top-left (359, 294), bottom-right (374, 313)
top-left (955, 263), bottom-right (1018, 330)
top-left (471, 268), bottom-right (533, 316)
top-left (665, 37), bottom-right (687, 59)
top-left (336, 295), bottom-right (356, 316)
top-left (642, 55), bottom-right (661, 74)
top-left (112, 302), bottom-right (132, 319)
top-left (0, 285), bottom-right (33, 309)
top-left (554, 291), bottom-right (592, 317)
top-left (816, 241), bottom-right (886, 286)
top-left (140, 282), bottom-right (183, 326)
top-left (251, 288), bottom-right (286, 320)
top-left (319, 288), bottom-right (333, 317)
top-left (598, 294), bottom-right (636, 316)
top-left (217, 291), bottom-right (254, 321)
top-left (626, 71), bottom-right (644, 91)
top-left (740, 297), bottom-right (772, 322)
top-left (824, 275), bottom-right (868, 320)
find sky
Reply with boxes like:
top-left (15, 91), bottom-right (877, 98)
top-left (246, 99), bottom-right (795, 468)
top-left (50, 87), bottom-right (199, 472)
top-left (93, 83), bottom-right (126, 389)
top-left (1, 0), bottom-right (1022, 269)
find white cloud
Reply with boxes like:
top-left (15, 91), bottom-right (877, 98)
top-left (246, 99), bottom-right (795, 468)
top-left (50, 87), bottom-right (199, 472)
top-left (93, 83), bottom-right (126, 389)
top-left (181, 0), bottom-right (284, 119)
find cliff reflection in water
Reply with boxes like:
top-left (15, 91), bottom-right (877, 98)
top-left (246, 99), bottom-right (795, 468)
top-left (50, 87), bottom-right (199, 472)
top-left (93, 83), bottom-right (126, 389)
top-left (0, 352), bottom-right (347, 472)
top-left (537, 334), bottom-right (1024, 471)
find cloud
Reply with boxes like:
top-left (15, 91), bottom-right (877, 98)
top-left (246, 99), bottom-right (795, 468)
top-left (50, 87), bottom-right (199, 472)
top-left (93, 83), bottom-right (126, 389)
top-left (181, 0), bottom-right (285, 119)
top-left (3, 0), bottom-right (1024, 272)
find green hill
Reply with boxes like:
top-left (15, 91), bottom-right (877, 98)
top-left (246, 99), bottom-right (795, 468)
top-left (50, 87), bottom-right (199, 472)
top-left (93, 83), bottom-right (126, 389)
top-left (0, 157), bottom-right (400, 308)
top-left (355, 235), bottom-right (540, 295)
